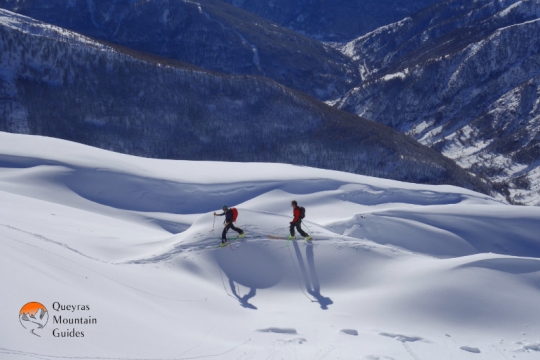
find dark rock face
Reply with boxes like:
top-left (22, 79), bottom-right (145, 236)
top-left (336, 0), bottom-right (540, 204)
top-left (0, 0), bottom-right (359, 100)
top-left (221, 0), bottom-right (440, 41)
top-left (0, 9), bottom-right (491, 194)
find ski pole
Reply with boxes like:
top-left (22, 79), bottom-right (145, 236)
top-left (212, 213), bottom-right (215, 233)
top-left (302, 221), bottom-right (312, 233)
top-left (225, 223), bottom-right (232, 249)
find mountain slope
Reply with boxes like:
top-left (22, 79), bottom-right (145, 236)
top-left (1, 133), bottom-right (540, 359)
top-left (336, 0), bottom-right (540, 204)
top-left (0, 10), bottom-right (493, 194)
top-left (221, 0), bottom-right (440, 42)
top-left (0, 0), bottom-right (359, 100)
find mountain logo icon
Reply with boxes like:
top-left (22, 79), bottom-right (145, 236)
top-left (19, 302), bottom-right (49, 337)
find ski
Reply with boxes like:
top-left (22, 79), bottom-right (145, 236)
top-left (268, 235), bottom-right (288, 240)
top-left (217, 233), bottom-right (311, 248)
top-left (217, 238), bottom-right (235, 249)
top-left (267, 235), bottom-right (314, 241)
top-left (216, 234), bottom-right (256, 248)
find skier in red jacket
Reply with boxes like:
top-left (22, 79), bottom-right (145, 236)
top-left (214, 205), bottom-right (245, 244)
top-left (289, 200), bottom-right (311, 241)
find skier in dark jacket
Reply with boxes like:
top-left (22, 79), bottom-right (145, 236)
top-left (289, 200), bottom-right (311, 241)
top-left (214, 205), bottom-right (245, 244)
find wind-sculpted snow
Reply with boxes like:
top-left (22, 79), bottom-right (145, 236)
top-left (457, 257), bottom-right (540, 275)
top-left (336, 0), bottom-right (540, 205)
top-left (1, 133), bottom-right (540, 358)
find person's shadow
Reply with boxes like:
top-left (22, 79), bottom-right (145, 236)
top-left (292, 241), bottom-right (333, 310)
top-left (213, 242), bottom-right (283, 310)
top-left (229, 279), bottom-right (257, 310)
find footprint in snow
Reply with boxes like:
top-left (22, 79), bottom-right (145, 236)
top-left (278, 337), bottom-right (307, 344)
top-left (522, 343), bottom-right (540, 351)
top-left (460, 346), bottom-right (481, 353)
top-left (379, 332), bottom-right (426, 343)
top-left (340, 329), bottom-right (358, 336)
top-left (256, 327), bottom-right (297, 334)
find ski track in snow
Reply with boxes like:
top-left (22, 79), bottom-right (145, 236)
top-left (0, 223), bottom-right (102, 262)
top-left (1, 133), bottom-right (540, 359)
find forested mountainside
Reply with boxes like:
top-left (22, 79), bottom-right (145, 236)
top-left (222, 0), bottom-right (440, 41)
top-left (0, 10), bottom-right (492, 195)
top-left (335, 0), bottom-right (540, 204)
top-left (0, 0), bottom-right (359, 101)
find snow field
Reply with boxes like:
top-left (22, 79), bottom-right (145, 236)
top-left (1, 132), bottom-right (540, 359)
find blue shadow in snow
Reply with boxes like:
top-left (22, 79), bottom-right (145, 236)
top-left (213, 242), bottom-right (285, 310)
top-left (229, 279), bottom-right (257, 310)
top-left (292, 241), bottom-right (333, 310)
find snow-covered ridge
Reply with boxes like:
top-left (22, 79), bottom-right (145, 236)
top-left (0, 0), bottom-right (360, 101)
top-left (1, 132), bottom-right (540, 359)
top-left (0, 9), bottom-right (107, 49)
top-left (341, 16), bottom-right (413, 58)
top-left (0, 8), bottom-right (199, 77)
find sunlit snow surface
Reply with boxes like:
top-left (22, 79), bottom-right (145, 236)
top-left (1, 132), bottom-right (540, 359)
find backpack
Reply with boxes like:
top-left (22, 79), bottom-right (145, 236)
top-left (231, 207), bottom-right (238, 222)
top-left (299, 206), bottom-right (306, 219)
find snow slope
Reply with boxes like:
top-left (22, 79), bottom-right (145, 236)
top-left (1, 132), bottom-right (540, 359)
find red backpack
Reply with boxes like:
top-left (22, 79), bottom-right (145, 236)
top-left (231, 207), bottom-right (238, 222)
